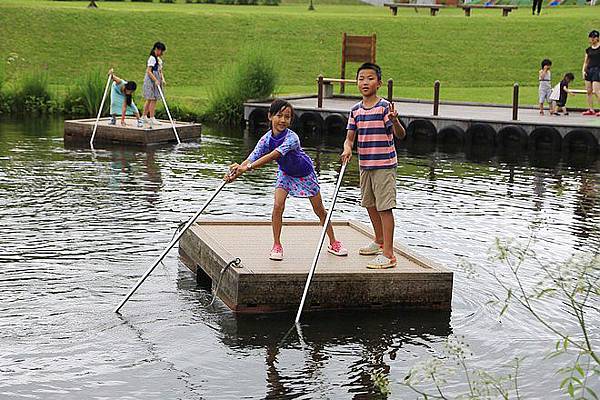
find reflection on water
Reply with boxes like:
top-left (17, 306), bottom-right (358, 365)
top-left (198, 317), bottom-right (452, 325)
top-left (220, 311), bottom-right (450, 399)
top-left (0, 117), bottom-right (599, 399)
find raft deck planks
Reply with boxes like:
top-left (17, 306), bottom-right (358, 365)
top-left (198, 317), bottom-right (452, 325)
top-left (179, 220), bottom-right (453, 313)
top-left (63, 117), bottom-right (201, 147)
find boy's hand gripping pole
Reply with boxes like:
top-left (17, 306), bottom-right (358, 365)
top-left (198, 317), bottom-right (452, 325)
top-left (89, 73), bottom-right (112, 149)
top-left (295, 162), bottom-right (348, 324)
top-left (114, 179), bottom-right (227, 313)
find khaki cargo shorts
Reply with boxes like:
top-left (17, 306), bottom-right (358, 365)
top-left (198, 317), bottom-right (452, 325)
top-left (359, 168), bottom-right (397, 211)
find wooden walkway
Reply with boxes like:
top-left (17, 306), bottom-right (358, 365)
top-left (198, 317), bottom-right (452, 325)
top-left (290, 97), bottom-right (600, 128)
top-left (63, 117), bottom-right (201, 147)
top-left (179, 220), bottom-right (453, 313)
top-left (244, 96), bottom-right (600, 152)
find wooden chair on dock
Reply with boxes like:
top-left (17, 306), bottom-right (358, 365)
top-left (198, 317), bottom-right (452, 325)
top-left (316, 33), bottom-right (390, 108)
top-left (339, 33), bottom-right (377, 94)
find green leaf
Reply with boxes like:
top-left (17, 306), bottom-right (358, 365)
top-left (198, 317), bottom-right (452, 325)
top-left (585, 387), bottom-right (599, 400)
top-left (575, 364), bottom-right (584, 378)
top-left (569, 382), bottom-right (575, 397)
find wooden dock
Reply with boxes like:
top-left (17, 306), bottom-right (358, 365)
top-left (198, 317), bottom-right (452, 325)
top-left (178, 220), bottom-right (453, 313)
top-left (63, 117), bottom-right (201, 147)
top-left (244, 96), bottom-right (600, 153)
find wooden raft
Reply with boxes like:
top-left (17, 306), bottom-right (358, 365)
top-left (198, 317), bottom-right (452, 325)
top-left (63, 117), bottom-right (201, 147)
top-left (179, 220), bottom-right (453, 313)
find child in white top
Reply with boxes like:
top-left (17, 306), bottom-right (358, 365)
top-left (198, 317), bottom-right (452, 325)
top-left (142, 42), bottom-right (166, 129)
top-left (538, 59), bottom-right (552, 115)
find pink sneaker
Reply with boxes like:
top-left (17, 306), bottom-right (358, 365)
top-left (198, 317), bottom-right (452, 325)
top-left (327, 240), bottom-right (348, 256)
top-left (582, 109), bottom-right (596, 116)
top-left (269, 244), bottom-right (283, 261)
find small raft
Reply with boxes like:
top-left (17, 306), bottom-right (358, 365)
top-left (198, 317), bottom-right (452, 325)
top-left (179, 220), bottom-right (453, 313)
top-left (63, 117), bottom-right (201, 147)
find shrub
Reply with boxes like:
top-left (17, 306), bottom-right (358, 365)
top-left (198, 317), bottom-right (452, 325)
top-left (159, 0), bottom-right (176, 3)
top-left (0, 64), bottom-right (12, 115)
top-left (0, 62), bottom-right (4, 93)
top-left (0, 92), bottom-right (14, 115)
top-left (155, 102), bottom-right (202, 122)
top-left (13, 70), bottom-right (56, 114)
top-left (260, 0), bottom-right (280, 5)
top-left (204, 49), bottom-right (278, 126)
top-left (131, 0), bottom-right (153, 2)
top-left (64, 69), bottom-right (110, 117)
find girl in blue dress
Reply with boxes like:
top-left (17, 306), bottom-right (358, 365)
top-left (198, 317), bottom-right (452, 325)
top-left (108, 69), bottom-right (142, 127)
top-left (225, 99), bottom-right (348, 261)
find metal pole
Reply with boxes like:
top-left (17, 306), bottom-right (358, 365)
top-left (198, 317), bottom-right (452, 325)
top-left (295, 163), bottom-right (347, 324)
top-left (157, 84), bottom-right (181, 144)
top-left (387, 79), bottom-right (394, 103)
top-left (89, 74), bottom-right (112, 148)
top-left (433, 80), bottom-right (440, 116)
top-left (114, 180), bottom-right (227, 313)
top-left (512, 83), bottom-right (519, 121)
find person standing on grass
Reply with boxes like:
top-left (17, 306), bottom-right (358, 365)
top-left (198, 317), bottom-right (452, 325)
top-left (224, 99), bottom-right (348, 262)
top-left (582, 30), bottom-right (600, 116)
top-left (532, 0), bottom-right (543, 15)
top-left (107, 69), bottom-right (143, 127)
top-left (538, 59), bottom-right (552, 115)
top-left (341, 63), bottom-right (406, 270)
top-left (142, 42), bottom-right (166, 129)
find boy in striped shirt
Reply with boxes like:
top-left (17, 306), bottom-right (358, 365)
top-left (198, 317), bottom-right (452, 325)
top-left (341, 63), bottom-right (406, 269)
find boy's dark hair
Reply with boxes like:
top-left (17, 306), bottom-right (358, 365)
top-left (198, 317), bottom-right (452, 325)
top-left (124, 81), bottom-right (137, 106)
top-left (356, 62), bottom-right (382, 81)
top-left (589, 30), bottom-right (600, 38)
top-left (564, 72), bottom-right (575, 81)
top-left (541, 59), bottom-right (552, 68)
top-left (268, 99), bottom-right (294, 129)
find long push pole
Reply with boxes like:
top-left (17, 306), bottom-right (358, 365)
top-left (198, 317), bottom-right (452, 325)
top-left (90, 74), bottom-right (112, 148)
top-left (295, 163), bottom-right (347, 324)
top-left (114, 180), bottom-right (227, 313)
top-left (156, 84), bottom-right (181, 144)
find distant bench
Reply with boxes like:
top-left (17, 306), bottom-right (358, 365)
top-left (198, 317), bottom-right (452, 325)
top-left (384, 3), bottom-right (446, 16)
top-left (460, 4), bottom-right (518, 17)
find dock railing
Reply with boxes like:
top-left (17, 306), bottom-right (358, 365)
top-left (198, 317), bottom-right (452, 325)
top-left (317, 75), bottom-right (394, 108)
top-left (317, 76), bottom-right (527, 121)
top-left (512, 83), bottom-right (519, 121)
top-left (433, 80), bottom-right (440, 116)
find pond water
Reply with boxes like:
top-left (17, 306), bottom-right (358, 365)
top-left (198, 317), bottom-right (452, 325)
top-left (0, 118), bottom-right (598, 399)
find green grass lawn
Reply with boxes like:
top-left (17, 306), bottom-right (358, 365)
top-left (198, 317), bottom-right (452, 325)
top-left (1, 0), bottom-right (598, 111)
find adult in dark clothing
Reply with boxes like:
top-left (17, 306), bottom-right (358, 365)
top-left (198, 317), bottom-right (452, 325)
top-left (532, 0), bottom-right (543, 15)
top-left (582, 30), bottom-right (600, 116)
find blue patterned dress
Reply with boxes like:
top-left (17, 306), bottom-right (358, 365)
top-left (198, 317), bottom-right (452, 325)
top-left (248, 129), bottom-right (320, 198)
